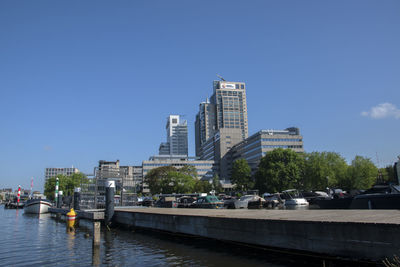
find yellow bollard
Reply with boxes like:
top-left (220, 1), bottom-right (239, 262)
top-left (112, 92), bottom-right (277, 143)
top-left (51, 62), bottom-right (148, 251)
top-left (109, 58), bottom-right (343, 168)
top-left (66, 208), bottom-right (77, 231)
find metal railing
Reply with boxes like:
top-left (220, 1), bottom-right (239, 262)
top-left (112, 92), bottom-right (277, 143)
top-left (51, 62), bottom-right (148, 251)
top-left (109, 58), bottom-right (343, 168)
top-left (78, 167), bottom-right (140, 209)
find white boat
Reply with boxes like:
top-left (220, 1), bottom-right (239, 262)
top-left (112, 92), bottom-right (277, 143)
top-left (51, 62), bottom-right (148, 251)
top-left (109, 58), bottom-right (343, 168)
top-left (281, 189), bottom-right (309, 206)
top-left (24, 198), bottom-right (53, 214)
top-left (234, 195), bottom-right (259, 209)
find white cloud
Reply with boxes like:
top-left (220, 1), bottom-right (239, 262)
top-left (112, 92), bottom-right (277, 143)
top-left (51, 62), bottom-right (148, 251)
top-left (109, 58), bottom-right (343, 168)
top-left (361, 103), bottom-right (400, 119)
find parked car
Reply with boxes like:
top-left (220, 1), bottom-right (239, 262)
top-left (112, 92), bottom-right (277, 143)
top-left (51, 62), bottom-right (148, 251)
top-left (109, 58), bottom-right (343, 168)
top-left (192, 195), bottom-right (224, 209)
top-left (222, 196), bottom-right (237, 209)
top-left (176, 196), bottom-right (196, 208)
top-left (139, 197), bottom-right (154, 207)
top-left (154, 196), bottom-right (177, 208)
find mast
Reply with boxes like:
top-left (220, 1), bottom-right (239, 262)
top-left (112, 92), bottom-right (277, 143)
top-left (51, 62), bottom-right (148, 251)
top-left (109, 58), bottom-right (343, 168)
top-left (30, 177), bottom-right (33, 198)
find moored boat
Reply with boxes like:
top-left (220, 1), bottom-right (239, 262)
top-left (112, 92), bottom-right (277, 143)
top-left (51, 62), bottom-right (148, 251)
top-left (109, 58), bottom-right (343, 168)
top-left (24, 198), bottom-right (52, 214)
top-left (281, 189), bottom-right (309, 206)
top-left (4, 201), bottom-right (24, 209)
top-left (349, 184), bottom-right (400, 209)
top-left (234, 195), bottom-right (258, 209)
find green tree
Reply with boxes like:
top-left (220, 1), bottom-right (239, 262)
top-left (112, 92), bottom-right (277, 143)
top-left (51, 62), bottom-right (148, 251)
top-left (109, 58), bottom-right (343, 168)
top-left (340, 156), bottom-right (378, 190)
top-left (379, 165), bottom-right (397, 183)
top-left (212, 174), bottom-right (223, 193)
top-left (164, 171), bottom-right (196, 194)
top-left (144, 166), bottom-right (201, 194)
top-left (144, 166), bottom-right (177, 194)
top-left (303, 152), bottom-right (348, 190)
top-left (231, 158), bottom-right (252, 191)
top-left (179, 165), bottom-right (198, 179)
top-left (44, 172), bottom-right (88, 200)
top-left (254, 148), bottom-right (305, 193)
top-left (193, 180), bottom-right (213, 193)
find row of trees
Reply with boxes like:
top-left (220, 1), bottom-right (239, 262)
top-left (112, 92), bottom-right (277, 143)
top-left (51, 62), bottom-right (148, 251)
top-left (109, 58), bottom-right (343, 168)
top-left (44, 149), bottom-right (392, 197)
top-left (44, 173), bottom-right (88, 200)
top-left (232, 148), bottom-right (395, 194)
top-left (145, 165), bottom-right (222, 194)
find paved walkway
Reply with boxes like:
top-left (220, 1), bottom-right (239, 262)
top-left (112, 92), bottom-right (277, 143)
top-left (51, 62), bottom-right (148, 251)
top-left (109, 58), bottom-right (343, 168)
top-left (115, 207), bottom-right (400, 224)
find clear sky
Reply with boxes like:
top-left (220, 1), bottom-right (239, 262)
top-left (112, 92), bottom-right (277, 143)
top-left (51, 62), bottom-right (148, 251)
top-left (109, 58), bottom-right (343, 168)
top-left (1, 1), bottom-right (399, 191)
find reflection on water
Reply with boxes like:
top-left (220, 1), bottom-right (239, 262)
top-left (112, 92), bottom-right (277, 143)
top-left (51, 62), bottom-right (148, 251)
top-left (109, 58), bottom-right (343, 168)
top-left (0, 206), bottom-right (368, 267)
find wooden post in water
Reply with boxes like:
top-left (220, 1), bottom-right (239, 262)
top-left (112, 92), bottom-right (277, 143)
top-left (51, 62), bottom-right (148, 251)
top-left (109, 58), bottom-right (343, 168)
top-left (92, 243), bottom-right (100, 266)
top-left (93, 221), bottom-right (101, 246)
top-left (92, 221), bottom-right (101, 266)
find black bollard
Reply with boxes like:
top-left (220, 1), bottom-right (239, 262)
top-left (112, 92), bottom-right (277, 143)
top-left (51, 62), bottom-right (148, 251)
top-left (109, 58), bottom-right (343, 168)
top-left (57, 191), bottom-right (63, 208)
top-left (105, 180), bottom-right (115, 226)
top-left (73, 188), bottom-right (81, 210)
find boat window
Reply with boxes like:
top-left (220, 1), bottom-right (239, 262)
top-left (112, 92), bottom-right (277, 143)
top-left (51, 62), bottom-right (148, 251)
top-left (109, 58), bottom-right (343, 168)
top-left (392, 185), bottom-right (400, 193)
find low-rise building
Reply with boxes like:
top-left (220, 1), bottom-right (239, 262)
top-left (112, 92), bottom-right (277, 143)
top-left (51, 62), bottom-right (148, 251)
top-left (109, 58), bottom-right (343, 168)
top-left (228, 127), bottom-right (304, 175)
top-left (45, 167), bottom-right (80, 181)
top-left (120, 165), bottom-right (143, 193)
top-left (142, 155), bottom-right (215, 193)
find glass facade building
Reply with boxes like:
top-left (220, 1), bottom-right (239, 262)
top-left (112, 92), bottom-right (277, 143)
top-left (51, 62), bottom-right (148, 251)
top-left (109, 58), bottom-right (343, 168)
top-left (159, 115), bottom-right (188, 156)
top-left (228, 127), bottom-right (304, 175)
top-left (195, 80), bottom-right (249, 179)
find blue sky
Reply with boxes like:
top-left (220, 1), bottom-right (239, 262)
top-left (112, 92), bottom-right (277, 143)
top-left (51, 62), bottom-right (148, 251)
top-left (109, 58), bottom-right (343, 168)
top-left (1, 1), bottom-right (399, 191)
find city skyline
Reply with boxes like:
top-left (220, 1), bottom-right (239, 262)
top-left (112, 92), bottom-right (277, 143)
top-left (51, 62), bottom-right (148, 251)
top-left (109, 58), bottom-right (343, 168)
top-left (1, 1), bottom-right (399, 191)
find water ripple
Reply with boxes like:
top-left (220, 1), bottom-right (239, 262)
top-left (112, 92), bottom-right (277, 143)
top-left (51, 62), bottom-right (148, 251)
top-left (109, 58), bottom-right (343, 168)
top-left (0, 207), bottom-right (307, 267)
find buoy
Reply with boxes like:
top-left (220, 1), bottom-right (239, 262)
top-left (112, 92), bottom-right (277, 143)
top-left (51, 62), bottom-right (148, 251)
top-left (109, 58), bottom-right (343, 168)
top-left (66, 208), bottom-right (77, 231)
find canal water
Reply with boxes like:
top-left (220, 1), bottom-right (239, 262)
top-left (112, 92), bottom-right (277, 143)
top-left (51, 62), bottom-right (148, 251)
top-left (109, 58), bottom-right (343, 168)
top-left (0, 207), bottom-right (368, 267)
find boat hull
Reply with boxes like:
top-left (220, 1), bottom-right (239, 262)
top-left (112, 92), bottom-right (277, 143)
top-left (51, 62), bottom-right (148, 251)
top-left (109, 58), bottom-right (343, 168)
top-left (284, 198), bottom-right (309, 206)
top-left (350, 193), bottom-right (400, 209)
top-left (24, 200), bottom-right (52, 214)
top-left (315, 198), bottom-right (353, 209)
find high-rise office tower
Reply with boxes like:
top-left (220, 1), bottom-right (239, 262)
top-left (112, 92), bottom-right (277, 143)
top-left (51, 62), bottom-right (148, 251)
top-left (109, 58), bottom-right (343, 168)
top-left (159, 115), bottom-right (188, 156)
top-left (195, 80), bottom-right (248, 155)
top-left (195, 80), bottom-right (248, 179)
top-left (211, 80), bottom-right (248, 139)
top-left (195, 98), bottom-right (216, 157)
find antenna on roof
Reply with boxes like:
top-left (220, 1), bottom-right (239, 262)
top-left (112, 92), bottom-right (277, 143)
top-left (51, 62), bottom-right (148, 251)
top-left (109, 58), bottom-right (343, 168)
top-left (216, 74), bottom-right (226, 81)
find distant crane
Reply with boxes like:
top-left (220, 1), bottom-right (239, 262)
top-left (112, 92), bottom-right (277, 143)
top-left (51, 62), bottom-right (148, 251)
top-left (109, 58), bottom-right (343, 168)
top-left (216, 74), bottom-right (226, 81)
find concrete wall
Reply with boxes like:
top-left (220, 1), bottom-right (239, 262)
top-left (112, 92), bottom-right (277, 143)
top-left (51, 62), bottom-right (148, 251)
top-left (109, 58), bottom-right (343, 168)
top-left (113, 210), bottom-right (400, 262)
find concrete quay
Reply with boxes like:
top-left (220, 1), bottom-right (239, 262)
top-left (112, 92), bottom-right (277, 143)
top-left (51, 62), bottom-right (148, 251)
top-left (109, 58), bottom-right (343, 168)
top-left (113, 207), bottom-right (400, 262)
top-left (49, 207), bottom-right (105, 220)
